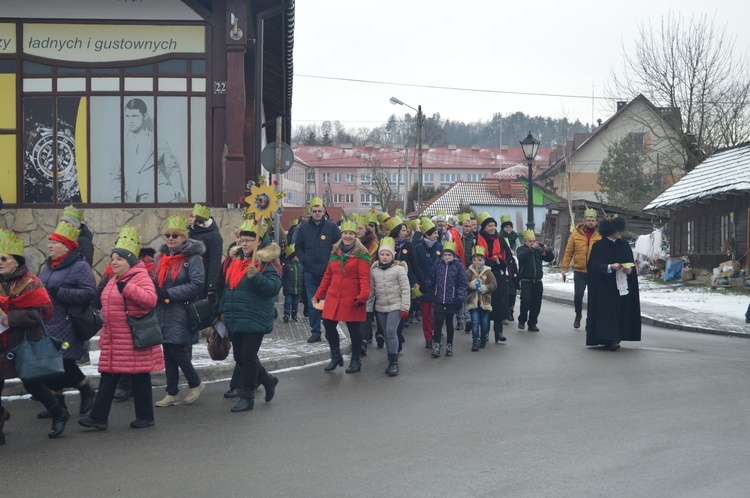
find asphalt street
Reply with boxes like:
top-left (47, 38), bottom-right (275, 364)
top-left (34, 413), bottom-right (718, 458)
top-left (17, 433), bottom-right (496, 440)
top-left (3, 300), bottom-right (750, 497)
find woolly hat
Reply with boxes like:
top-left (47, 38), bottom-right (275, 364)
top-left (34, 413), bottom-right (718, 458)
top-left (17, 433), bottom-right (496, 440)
top-left (378, 236), bottom-right (396, 256)
top-left (500, 214), bottom-right (513, 229)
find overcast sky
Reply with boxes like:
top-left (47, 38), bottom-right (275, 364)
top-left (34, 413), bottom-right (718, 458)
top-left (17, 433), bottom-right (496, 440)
top-left (292, 0), bottom-right (750, 134)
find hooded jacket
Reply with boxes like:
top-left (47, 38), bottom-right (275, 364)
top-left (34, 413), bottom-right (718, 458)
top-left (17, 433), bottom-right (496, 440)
top-left (561, 223), bottom-right (602, 274)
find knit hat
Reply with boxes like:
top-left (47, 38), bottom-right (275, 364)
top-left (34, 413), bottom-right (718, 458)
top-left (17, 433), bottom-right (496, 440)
top-left (500, 214), bottom-right (513, 229)
top-left (61, 205), bottom-right (84, 228)
top-left (166, 216), bottom-right (189, 233)
top-left (442, 241), bottom-right (457, 255)
top-left (340, 220), bottom-right (357, 233)
top-left (0, 229), bottom-right (24, 257)
top-left (378, 236), bottom-right (396, 256)
top-left (112, 226), bottom-right (141, 267)
top-left (192, 203), bottom-right (211, 220)
top-left (447, 215), bottom-right (459, 227)
top-left (477, 211), bottom-right (496, 231)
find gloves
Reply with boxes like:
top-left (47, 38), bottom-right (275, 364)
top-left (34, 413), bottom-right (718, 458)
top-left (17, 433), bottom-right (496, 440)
top-left (354, 300), bottom-right (365, 307)
top-left (156, 287), bottom-right (169, 301)
top-left (400, 310), bottom-right (409, 320)
top-left (116, 281), bottom-right (127, 294)
top-left (246, 265), bottom-right (259, 278)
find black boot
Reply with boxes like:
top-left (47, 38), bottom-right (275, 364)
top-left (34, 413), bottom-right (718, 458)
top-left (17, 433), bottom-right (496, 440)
top-left (262, 374), bottom-right (279, 402)
top-left (346, 357), bottom-right (362, 374)
top-left (79, 382), bottom-right (96, 415)
top-left (324, 349), bottom-right (344, 371)
top-left (385, 354), bottom-right (399, 376)
top-left (360, 340), bottom-right (368, 357)
top-left (48, 403), bottom-right (71, 439)
top-left (480, 335), bottom-right (487, 348)
top-left (231, 396), bottom-right (255, 412)
top-left (37, 394), bottom-right (65, 419)
top-left (495, 322), bottom-right (506, 342)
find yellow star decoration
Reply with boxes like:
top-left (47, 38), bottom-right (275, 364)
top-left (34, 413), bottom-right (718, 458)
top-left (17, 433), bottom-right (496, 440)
top-left (243, 177), bottom-right (285, 219)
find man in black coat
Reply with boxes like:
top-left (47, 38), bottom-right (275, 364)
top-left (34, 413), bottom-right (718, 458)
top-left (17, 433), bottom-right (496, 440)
top-left (516, 230), bottom-right (554, 332)
top-left (189, 204), bottom-right (224, 303)
top-left (294, 198), bottom-right (341, 342)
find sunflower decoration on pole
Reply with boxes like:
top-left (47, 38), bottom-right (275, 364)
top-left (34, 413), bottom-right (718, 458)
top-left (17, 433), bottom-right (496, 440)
top-left (243, 175), bottom-right (285, 263)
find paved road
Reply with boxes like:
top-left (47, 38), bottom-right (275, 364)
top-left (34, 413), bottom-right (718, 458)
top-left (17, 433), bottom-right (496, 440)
top-left (4, 300), bottom-right (750, 497)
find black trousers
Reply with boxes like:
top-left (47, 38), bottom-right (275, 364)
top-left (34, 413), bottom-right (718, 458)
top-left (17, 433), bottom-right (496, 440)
top-left (0, 379), bottom-right (59, 413)
top-left (163, 343), bottom-right (201, 395)
top-left (89, 372), bottom-right (154, 422)
top-left (434, 312), bottom-right (455, 345)
top-left (519, 281), bottom-right (544, 327)
top-left (231, 334), bottom-right (270, 398)
top-left (323, 319), bottom-right (362, 360)
top-left (573, 271), bottom-right (589, 315)
top-left (44, 359), bottom-right (85, 391)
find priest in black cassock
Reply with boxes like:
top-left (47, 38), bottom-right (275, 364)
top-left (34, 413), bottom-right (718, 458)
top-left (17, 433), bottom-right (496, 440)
top-left (585, 215), bottom-right (641, 350)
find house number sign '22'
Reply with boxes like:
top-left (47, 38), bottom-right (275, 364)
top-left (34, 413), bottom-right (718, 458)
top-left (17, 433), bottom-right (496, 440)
top-left (214, 82), bottom-right (227, 94)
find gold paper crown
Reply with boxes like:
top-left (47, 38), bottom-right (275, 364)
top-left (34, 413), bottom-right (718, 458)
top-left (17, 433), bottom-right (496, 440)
top-left (379, 236), bottom-right (396, 252)
top-left (458, 213), bottom-right (472, 223)
top-left (0, 229), bottom-right (24, 257)
top-left (394, 209), bottom-right (404, 219)
top-left (61, 205), bottom-right (84, 224)
top-left (436, 210), bottom-right (447, 217)
top-left (584, 208), bottom-right (598, 218)
top-left (192, 203), bottom-right (211, 220)
top-left (285, 244), bottom-right (296, 258)
top-left (354, 215), bottom-right (367, 226)
top-left (340, 220), bottom-right (357, 233)
top-left (421, 218), bottom-right (436, 233)
top-left (472, 245), bottom-right (487, 257)
top-left (304, 206), bottom-right (311, 214)
top-left (500, 214), bottom-right (512, 223)
top-left (365, 211), bottom-right (378, 224)
top-left (385, 216), bottom-right (404, 233)
top-left (443, 241), bottom-right (457, 254)
top-left (115, 226), bottom-right (141, 256)
top-left (239, 219), bottom-right (268, 238)
top-left (604, 213), bottom-right (619, 221)
top-left (476, 211), bottom-right (492, 226)
top-left (289, 218), bottom-right (299, 227)
top-left (53, 221), bottom-right (80, 243)
top-left (409, 219), bottom-right (421, 230)
top-left (309, 197), bottom-right (323, 207)
top-left (377, 212), bottom-right (390, 223)
top-left (522, 229), bottom-right (536, 239)
top-left (166, 216), bottom-right (189, 233)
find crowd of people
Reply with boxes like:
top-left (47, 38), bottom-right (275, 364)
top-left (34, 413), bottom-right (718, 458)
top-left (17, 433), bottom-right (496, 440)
top-left (0, 198), bottom-right (643, 446)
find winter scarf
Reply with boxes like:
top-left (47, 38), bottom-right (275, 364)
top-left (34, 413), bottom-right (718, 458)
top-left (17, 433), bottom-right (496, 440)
top-left (152, 252), bottom-right (187, 288)
top-left (0, 267), bottom-right (53, 347)
top-left (378, 261), bottom-right (394, 271)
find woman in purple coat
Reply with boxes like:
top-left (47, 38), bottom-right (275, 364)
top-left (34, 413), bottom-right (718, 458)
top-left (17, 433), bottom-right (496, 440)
top-left (38, 221), bottom-right (97, 417)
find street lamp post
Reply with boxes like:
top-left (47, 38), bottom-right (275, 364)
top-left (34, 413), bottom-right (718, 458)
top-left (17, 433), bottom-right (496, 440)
top-left (389, 97), bottom-right (423, 212)
top-left (520, 131), bottom-right (540, 232)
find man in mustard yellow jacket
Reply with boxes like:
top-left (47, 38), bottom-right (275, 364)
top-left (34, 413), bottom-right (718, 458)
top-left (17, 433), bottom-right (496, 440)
top-left (561, 208), bottom-right (602, 328)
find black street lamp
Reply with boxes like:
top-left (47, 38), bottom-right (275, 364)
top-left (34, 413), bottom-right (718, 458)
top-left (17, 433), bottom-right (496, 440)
top-left (389, 97), bottom-right (423, 212)
top-left (520, 131), bottom-right (540, 231)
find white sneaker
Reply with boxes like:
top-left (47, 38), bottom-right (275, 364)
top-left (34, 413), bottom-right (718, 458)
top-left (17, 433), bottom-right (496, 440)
top-left (155, 394), bottom-right (180, 407)
top-left (184, 383), bottom-right (205, 404)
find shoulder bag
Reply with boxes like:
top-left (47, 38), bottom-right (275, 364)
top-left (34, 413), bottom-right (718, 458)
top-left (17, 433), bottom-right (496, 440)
top-left (124, 299), bottom-right (163, 350)
top-left (183, 260), bottom-right (216, 333)
top-left (206, 319), bottom-right (231, 361)
top-left (9, 311), bottom-right (64, 383)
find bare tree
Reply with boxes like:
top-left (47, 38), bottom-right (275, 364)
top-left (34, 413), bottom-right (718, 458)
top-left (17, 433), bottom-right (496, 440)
top-left (608, 12), bottom-right (750, 170)
top-left (358, 156), bottom-right (398, 211)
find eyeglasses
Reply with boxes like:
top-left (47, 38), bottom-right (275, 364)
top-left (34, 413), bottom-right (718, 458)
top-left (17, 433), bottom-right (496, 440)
top-left (239, 238), bottom-right (256, 244)
top-left (164, 233), bottom-right (181, 239)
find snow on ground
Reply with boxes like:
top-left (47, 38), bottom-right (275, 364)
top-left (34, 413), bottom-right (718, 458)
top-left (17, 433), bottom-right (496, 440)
top-left (543, 269), bottom-right (750, 321)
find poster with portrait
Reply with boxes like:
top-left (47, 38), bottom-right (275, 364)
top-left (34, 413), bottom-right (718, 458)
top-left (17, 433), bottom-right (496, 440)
top-left (23, 97), bottom-right (83, 203)
top-left (89, 96), bottom-right (121, 203)
top-left (156, 97), bottom-right (187, 203)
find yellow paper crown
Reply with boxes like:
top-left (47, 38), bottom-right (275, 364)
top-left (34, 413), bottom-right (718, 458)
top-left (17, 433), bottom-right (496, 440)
top-left (340, 220), bottom-right (357, 233)
top-left (584, 208), bottom-right (598, 218)
top-left (379, 236), bottom-right (396, 252)
top-left (472, 245), bottom-right (487, 257)
top-left (522, 229), bottom-right (535, 239)
top-left (289, 218), bottom-right (299, 228)
top-left (0, 229), bottom-right (24, 257)
top-left (458, 213), bottom-right (472, 223)
top-left (421, 218), bottom-right (436, 233)
top-left (409, 219), bottom-right (421, 230)
top-left (192, 203), bottom-right (211, 219)
top-left (53, 221), bottom-right (80, 243)
top-left (304, 206), bottom-right (311, 214)
top-left (443, 241), bottom-right (457, 254)
top-left (377, 212), bottom-right (390, 223)
top-left (309, 196), bottom-right (323, 207)
top-left (239, 219), bottom-right (268, 238)
top-left (365, 211), bottom-right (378, 224)
top-left (436, 210), bottom-right (447, 217)
top-left (500, 214), bottom-right (512, 224)
top-left (285, 244), bottom-right (296, 258)
top-left (605, 213), bottom-right (619, 221)
top-left (476, 211), bottom-right (492, 226)
top-left (61, 205), bottom-right (84, 224)
top-left (395, 209), bottom-right (404, 219)
top-left (385, 216), bottom-right (404, 233)
top-left (166, 216), bottom-right (189, 233)
top-left (115, 226), bottom-right (141, 256)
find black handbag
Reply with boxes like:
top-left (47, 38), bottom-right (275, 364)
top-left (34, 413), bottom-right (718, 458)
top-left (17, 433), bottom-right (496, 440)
top-left (68, 305), bottom-right (103, 341)
top-left (124, 302), bottom-right (163, 350)
top-left (9, 311), bottom-right (64, 383)
top-left (187, 298), bottom-right (215, 332)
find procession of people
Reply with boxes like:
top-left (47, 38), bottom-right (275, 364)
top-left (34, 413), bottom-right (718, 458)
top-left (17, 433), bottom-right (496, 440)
top-left (0, 197), bottom-right (637, 446)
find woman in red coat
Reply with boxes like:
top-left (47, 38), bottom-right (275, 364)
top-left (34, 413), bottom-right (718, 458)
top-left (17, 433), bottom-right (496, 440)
top-left (79, 226), bottom-right (163, 430)
top-left (313, 221), bottom-right (371, 373)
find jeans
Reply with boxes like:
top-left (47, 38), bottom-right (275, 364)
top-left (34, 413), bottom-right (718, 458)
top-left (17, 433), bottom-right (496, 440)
top-left (89, 372), bottom-right (154, 422)
top-left (469, 308), bottom-right (490, 340)
top-left (573, 271), bottom-right (589, 315)
top-left (519, 280), bottom-right (544, 327)
top-left (231, 333), bottom-right (270, 397)
top-left (284, 294), bottom-right (300, 317)
top-left (304, 272), bottom-right (323, 336)
top-left (163, 343), bottom-right (201, 395)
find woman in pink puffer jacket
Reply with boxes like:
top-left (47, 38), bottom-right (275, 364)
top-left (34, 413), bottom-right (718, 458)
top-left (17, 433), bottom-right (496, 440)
top-left (79, 227), bottom-right (163, 431)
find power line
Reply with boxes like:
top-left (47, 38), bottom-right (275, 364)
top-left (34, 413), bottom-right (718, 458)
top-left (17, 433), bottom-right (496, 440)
top-left (296, 73), bottom-right (612, 101)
